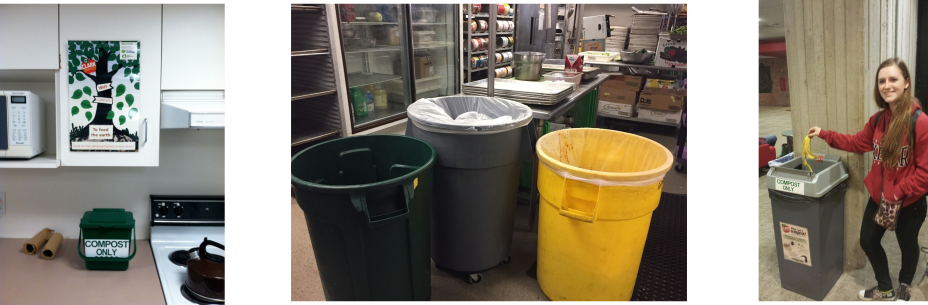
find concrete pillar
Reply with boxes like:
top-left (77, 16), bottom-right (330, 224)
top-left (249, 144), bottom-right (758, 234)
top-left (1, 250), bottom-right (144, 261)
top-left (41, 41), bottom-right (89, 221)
top-left (784, 0), bottom-right (918, 271)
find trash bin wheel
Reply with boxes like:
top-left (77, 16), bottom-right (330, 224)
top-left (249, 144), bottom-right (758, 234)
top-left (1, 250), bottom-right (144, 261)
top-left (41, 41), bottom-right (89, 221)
top-left (501, 255), bottom-right (512, 265)
top-left (675, 163), bottom-right (686, 173)
top-left (468, 273), bottom-right (483, 285)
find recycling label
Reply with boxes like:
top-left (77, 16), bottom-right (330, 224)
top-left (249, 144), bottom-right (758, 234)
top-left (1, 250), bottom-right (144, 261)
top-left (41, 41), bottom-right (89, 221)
top-left (780, 222), bottom-right (811, 266)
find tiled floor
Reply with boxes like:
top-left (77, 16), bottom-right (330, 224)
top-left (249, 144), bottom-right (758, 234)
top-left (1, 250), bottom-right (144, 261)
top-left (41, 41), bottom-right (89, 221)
top-left (758, 106), bottom-right (928, 301)
top-left (759, 106), bottom-right (795, 154)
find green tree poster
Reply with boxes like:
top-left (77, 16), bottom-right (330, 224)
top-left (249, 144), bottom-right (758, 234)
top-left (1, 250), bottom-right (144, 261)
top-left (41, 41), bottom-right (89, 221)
top-left (68, 40), bottom-right (141, 152)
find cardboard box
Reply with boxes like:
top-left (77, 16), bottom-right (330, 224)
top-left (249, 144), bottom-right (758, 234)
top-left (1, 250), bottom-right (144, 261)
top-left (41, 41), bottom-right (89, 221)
top-left (414, 55), bottom-right (434, 79)
top-left (655, 33), bottom-right (686, 68)
top-left (638, 91), bottom-right (684, 111)
top-left (599, 87), bottom-right (638, 105)
top-left (582, 39), bottom-right (605, 51)
top-left (645, 78), bottom-right (675, 89)
top-left (603, 74), bottom-right (643, 92)
top-left (598, 100), bottom-right (637, 118)
top-left (641, 87), bottom-right (687, 95)
top-left (637, 108), bottom-right (683, 124)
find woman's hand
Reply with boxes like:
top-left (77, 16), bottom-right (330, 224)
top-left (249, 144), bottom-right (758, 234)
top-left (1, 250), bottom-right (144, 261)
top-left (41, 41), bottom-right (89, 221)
top-left (808, 127), bottom-right (822, 138)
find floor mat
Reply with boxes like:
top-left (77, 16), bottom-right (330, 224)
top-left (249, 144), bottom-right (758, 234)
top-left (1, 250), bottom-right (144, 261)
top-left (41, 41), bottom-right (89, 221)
top-left (632, 192), bottom-right (687, 301)
top-left (525, 193), bottom-right (687, 301)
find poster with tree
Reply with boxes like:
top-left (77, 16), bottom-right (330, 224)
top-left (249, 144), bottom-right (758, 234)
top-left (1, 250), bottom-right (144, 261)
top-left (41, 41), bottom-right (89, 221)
top-left (68, 40), bottom-right (142, 152)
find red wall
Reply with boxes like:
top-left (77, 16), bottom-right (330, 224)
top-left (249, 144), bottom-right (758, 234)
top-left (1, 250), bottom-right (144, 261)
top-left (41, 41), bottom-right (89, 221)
top-left (760, 57), bottom-right (790, 107)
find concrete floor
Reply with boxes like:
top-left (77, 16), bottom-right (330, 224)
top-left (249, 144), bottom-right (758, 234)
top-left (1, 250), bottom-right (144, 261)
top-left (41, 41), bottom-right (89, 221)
top-left (759, 106), bottom-right (928, 301)
top-left (291, 119), bottom-right (686, 301)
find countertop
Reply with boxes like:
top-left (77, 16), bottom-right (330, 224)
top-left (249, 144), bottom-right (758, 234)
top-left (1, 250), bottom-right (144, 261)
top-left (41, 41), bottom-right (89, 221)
top-left (0, 238), bottom-right (166, 305)
top-left (527, 74), bottom-right (609, 120)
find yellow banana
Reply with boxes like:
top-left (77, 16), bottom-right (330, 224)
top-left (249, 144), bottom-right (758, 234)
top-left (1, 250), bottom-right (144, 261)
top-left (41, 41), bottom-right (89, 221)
top-left (801, 135), bottom-right (820, 173)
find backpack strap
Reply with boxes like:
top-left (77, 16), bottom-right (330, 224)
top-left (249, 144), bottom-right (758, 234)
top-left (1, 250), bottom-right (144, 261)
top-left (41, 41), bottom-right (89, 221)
top-left (875, 110), bottom-right (884, 128)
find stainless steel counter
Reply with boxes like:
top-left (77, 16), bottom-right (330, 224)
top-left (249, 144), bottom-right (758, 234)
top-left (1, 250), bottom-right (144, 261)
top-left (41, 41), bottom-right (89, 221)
top-left (527, 74), bottom-right (609, 120)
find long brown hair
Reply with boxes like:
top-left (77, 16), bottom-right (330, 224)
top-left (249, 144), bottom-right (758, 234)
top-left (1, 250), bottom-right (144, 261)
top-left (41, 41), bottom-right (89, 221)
top-left (873, 58), bottom-right (916, 168)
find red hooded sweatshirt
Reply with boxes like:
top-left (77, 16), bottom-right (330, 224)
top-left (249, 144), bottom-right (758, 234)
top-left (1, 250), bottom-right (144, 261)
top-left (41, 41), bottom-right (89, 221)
top-left (819, 103), bottom-right (928, 207)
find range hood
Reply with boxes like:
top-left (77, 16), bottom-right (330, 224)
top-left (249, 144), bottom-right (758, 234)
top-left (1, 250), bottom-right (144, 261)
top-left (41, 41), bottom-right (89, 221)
top-left (161, 91), bottom-right (224, 129)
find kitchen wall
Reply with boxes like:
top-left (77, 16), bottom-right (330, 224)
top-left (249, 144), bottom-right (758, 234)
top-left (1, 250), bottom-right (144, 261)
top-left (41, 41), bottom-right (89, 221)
top-left (0, 80), bottom-right (224, 239)
top-left (759, 57), bottom-right (791, 106)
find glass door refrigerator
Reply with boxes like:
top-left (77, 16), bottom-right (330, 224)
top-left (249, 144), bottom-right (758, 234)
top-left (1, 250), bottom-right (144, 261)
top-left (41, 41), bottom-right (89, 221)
top-left (408, 4), bottom-right (460, 99)
top-left (335, 4), bottom-right (460, 134)
top-left (336, 4), bottom-right (412, 133)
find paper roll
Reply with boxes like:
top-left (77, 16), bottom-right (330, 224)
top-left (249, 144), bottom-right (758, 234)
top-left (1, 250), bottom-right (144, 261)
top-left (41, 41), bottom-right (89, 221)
top-left (41, 233), bottom-right (63, 260)
top-left (23, 228), bottom-right (53, 255)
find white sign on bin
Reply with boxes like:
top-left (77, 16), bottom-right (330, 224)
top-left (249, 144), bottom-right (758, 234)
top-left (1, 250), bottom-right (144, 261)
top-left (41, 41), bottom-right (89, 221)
top-left (84, 239), bottom-right (131, 258)
top-left (775, 178), bottom-right (805, 195)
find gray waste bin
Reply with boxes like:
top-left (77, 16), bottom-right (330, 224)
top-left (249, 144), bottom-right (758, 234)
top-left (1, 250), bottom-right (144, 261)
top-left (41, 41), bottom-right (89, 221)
top-left (765, 155), bottom-right (849, 301)
top-left (406, 96), bottom-right (533, 280)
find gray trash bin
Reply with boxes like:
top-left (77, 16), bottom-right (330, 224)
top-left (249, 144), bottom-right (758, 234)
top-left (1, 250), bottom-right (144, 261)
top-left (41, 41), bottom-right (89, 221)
top-left (406, 96), bottom-right (533, 280)
top-left (765, 155), bottom-right (849, 300)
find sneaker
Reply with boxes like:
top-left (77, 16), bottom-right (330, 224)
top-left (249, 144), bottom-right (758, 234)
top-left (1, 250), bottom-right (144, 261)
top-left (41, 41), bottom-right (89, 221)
top-left (896, 283), bottom-right (911, 301)
top-left (859, 286), bottom-right (896, 301)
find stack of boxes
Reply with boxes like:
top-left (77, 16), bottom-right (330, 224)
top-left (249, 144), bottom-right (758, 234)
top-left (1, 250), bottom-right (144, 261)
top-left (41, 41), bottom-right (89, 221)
top-left (638, 78), bottom-right (685, 124)
top-left (597, 74), bottom-right (686, 125)
top-left (597, 74), bottom-right (642, 118)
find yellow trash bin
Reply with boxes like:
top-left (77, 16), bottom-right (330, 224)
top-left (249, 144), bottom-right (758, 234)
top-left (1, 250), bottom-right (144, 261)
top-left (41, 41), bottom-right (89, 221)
top-left (535, 128), bottom-right (673, 301)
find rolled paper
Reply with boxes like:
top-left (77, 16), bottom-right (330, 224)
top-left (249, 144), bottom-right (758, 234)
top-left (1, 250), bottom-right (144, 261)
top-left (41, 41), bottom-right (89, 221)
top-left (23, 228), bottom-right (53, 255)
top-left (41, 233), bottom-right (63, 260)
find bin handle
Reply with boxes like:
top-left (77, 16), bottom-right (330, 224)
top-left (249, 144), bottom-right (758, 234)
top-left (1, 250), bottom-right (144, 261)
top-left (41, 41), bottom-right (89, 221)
top-left (77, 228), bottom-right (137, 262)
top-left (557, 178), bottom-right (601, 223)
top-left (349, 180), bottom-right (415, 229)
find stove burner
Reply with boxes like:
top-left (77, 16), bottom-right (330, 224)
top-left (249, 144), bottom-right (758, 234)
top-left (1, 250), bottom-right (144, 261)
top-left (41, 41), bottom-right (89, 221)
top-left (181, 284), bottom-right (224, 304)
top-left (169, 248), bottom-right (197, 267)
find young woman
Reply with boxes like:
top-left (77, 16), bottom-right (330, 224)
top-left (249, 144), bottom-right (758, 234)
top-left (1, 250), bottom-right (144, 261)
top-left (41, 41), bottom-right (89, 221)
top-left (808, 58), bottom-right (928, 301)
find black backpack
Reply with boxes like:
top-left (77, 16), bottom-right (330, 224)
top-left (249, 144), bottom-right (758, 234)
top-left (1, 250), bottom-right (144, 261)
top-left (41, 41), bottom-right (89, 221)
top-left (874, 108), bottom-right (923, 162)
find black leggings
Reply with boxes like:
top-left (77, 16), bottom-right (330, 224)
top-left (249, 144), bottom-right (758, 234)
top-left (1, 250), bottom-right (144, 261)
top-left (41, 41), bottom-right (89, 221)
top-left (860, 196), bottom-right (928, 291)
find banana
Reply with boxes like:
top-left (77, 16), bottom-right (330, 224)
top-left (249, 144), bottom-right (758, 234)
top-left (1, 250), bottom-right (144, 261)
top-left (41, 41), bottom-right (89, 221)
top-left (801, 135), bottom-right (821, 173)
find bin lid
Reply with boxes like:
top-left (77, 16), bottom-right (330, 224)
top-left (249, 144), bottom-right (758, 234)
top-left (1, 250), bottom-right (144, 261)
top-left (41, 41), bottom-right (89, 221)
top-left (80, 208), bottom-right (135, 229)
top-left (765, 155), bottom-right (849, 198)
top-left (407, 96), bottom-right (533, 134)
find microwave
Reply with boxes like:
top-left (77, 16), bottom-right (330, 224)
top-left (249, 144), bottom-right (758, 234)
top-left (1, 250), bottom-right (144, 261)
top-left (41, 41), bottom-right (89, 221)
top-left (0, 91), bottom-right (44, 158)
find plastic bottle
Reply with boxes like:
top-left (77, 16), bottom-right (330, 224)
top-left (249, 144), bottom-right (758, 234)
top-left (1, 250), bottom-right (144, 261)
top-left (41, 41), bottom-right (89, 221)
top-left (374, 84), bottom-right (388, 109)
top-left (364, 85), bottom-right (375, 115)
top-left (350, 87), bottom-right (367, 117)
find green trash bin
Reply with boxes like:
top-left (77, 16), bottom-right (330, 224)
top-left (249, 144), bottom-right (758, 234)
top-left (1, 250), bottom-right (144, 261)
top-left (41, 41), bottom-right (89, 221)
top-left (291, 135), bottom-right (436, 301)
top-left (78, 208), bottom-right (137, 271)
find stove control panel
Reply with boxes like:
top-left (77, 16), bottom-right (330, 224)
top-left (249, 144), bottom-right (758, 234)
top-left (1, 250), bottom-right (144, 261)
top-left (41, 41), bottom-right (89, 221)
top-left (150, 195), bottom-right (224, 226)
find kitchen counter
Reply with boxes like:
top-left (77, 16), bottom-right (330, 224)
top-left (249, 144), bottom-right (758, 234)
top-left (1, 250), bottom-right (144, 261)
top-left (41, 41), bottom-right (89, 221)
top-left (0, 238), bottom-right (166, 305)
top-left (527, 74), bottom-right (609, 120)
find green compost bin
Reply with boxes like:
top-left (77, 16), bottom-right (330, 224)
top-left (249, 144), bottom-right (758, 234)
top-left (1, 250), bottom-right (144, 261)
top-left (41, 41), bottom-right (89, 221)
top-left (291, 135), bottom-right (436, 301)
top-left (78, 208), bottom-right (137, 271)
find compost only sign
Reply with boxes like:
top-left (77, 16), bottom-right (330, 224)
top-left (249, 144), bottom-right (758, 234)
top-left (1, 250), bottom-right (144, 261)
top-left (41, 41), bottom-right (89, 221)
top-left (774, 178), bottom-right (804, 195)
top-left (84, 239), bottom-right (130, 258)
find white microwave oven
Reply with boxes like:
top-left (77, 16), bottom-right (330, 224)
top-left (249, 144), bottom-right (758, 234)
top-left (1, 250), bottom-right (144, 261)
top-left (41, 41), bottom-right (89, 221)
top-left (0, 91), bottom-right (44, 158)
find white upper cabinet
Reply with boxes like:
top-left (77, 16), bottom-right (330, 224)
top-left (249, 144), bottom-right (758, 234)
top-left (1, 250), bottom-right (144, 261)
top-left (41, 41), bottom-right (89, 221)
top-left (0, 5), bottom-right (59, 70)
top-left (58, 5), bottom-right (162, 167)
top-left (162, 5), bottom-right (224, 90)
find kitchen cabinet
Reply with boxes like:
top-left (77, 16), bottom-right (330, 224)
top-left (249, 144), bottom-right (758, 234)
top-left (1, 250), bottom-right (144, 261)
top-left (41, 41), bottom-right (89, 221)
top-left (162, 4), bottom-right (224, 90)
top-left (0, 5), bottom-right (58, 70)
top-left (58, 4), bottom-right (162, 167)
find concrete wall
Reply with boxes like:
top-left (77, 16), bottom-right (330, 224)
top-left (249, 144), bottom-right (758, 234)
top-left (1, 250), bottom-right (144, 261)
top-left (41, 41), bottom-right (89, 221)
top-left (784, 0), bottom-right (918, 271)
top-left (760, 57), bottom-right (791, 107)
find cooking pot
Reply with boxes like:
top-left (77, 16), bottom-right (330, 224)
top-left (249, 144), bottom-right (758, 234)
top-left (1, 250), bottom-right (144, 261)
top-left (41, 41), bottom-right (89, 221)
top-left (186, 238), bottom-right (225, 302)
